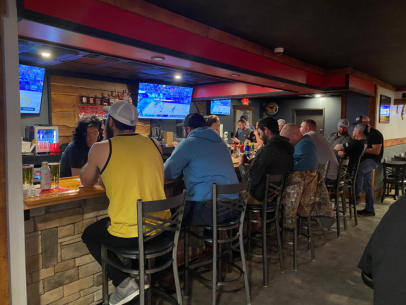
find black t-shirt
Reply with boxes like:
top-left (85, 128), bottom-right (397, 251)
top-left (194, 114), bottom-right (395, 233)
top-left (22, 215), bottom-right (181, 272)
top-left (343, 139), bottom-right (366, 175)
top-left (60, 142), bottom-right (90, 177)
top-left (362, 128), bottom-right (384, 163)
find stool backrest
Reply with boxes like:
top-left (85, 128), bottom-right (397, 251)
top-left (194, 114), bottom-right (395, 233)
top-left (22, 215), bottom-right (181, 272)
top-left (264, 173), bottom-right (287, 210)
top-left (317, 161), bottom-right (330, 182)
top-left (383, 162), bottom-right (406, 181)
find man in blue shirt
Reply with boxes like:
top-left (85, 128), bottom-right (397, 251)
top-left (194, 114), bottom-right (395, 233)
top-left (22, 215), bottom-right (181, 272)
top-left (165, 113), bottom-right (238, 225)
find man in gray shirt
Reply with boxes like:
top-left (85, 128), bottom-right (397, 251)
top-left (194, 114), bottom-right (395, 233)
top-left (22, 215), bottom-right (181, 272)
top-left (300, 119), bottom-right (339, 181)
top-left (327, 119), bottom-right (351, 148)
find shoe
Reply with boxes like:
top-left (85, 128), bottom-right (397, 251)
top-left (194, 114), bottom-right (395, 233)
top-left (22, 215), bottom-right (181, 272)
top-left (357, 209), bottom-right (375, 216)
top-left (109, 277), bottom-right (150, 305)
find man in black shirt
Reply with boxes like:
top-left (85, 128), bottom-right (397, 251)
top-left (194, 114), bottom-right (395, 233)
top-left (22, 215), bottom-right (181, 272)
top-left (239, 117), bottom-right (294, 201)
top-left (354, 115), bottom-right (384, 216)
top-left (60, 116), bottom-right (101, 177)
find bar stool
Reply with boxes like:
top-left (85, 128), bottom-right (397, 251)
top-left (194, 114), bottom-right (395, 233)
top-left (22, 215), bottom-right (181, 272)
top-left (100, 191), bottom-right (186, 305)
top-left (184, 182), bottom-right (250, 305)
top-left (381, 161), bottom-right (406, 201)
top-left (246, 174), bottom-right (286, 286)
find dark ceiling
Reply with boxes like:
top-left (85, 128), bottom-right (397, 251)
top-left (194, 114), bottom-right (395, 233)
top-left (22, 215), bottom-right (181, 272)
top-left (146, 0), bottom-right (406, 87)
top-left (18, 39), bottom-right (229, 86)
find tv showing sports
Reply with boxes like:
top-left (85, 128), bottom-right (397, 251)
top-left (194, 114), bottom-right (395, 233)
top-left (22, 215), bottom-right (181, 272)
top-left (137, 82), bottom-right (193, 120)
top-left (19, 64), bottom-right (46, 114)
top-left (210, 99), bottom-right (231, 115)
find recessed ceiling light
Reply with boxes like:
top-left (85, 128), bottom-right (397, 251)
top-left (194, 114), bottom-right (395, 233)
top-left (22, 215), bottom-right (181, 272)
top-left (314, 94), bottom-right (322, 98)
top-left (174, 74), bottom-right (182, 80)
top-left (40, 51), bottom-right (52, 58)
top-left (151, 55), bottom-right (165, 61)
top-left (230, 73), bottom-right (240, 77)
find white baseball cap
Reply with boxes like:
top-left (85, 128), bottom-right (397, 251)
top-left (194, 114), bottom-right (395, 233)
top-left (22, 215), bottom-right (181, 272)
top-left (108, 100), bottom-right (138, 126)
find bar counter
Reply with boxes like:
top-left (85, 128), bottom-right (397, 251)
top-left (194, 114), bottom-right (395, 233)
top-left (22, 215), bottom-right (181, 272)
top-left (24, 177), bottom-right (186, 305)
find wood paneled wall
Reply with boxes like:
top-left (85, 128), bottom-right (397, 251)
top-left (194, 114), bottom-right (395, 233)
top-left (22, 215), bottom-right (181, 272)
top-left (0, 17), bottom-right (11, 305)
top-left (50, 75), bottom-right (150, 144)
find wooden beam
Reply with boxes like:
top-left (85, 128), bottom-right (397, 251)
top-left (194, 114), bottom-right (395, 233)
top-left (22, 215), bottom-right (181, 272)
top-left (384, 137), bottom-right (406, 147)
top-left (0, 17), bottom-right (11, 305)
top-left (341, 93), bottom-right (347, 119)
top-left (368, 87), bottom-right (377, 128)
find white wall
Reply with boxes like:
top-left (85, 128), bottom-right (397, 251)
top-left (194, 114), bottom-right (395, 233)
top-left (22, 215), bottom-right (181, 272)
top-left (2, 0), bottom-right (27, 304)
top-left (375, 86), bottom-right (406, 140)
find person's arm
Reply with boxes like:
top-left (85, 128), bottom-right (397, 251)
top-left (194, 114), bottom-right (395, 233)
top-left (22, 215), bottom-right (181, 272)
top-left (71, 168), bottom-right (81, 176)
top-left (164, 142), bottom-right (190, 180)
top-left (365, 144), bottom-right (382, 155)
top-left (80, 144), bottom-right (102, 187)
top-left (247, 149), bottom-right (267, 187)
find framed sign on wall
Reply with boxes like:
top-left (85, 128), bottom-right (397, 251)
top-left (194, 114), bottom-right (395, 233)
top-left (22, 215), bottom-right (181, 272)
top-left (379, 94), bottom-right (391, 123)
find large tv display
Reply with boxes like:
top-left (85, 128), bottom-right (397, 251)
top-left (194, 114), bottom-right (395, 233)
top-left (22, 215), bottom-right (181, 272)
top-left (19, 64), bottom-right (46, 114)
top-left (210, 99), bottom-right (231, 115)
top-left (137, 82), bottom-right (193, 120)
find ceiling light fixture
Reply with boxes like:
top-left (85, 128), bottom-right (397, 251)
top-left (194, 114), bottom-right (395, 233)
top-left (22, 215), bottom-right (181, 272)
top-left (230, 73), bottom-right (240, 77)
top-left (314, 94), bottom-right (322, 98)
top-left (274, 47), bottom-right (284, 54)
top-left (40, 51), bottom-right (52, 58)
top-left (174, 74), bottom-right (182, 80)
top-left (151, 55), bottom-right (165, 61)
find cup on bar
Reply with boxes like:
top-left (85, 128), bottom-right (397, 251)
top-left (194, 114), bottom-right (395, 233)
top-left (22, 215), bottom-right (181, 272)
top-left (49, 162), bottom-right (60, 189)
top-left (22, 164), bottom-right (34, 196)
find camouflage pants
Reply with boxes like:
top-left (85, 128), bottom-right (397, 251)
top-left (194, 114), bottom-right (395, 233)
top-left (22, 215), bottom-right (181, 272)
top-left (282, 170), bottom-right (335, 228)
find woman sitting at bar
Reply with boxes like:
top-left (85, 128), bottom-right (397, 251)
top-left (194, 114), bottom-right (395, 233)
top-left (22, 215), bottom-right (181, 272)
top-left (60, 116), bottom-right (101, 177)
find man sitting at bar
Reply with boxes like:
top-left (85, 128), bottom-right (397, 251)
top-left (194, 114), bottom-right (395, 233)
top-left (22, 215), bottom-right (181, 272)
top-left (164, 113), bottom-right (238, 226)
top-left (60, 116), bottom-right (101, 177)
top-left (80, 101), bottom-right (169, 305)
top-left (239, 117), bottom-right (293, 202)
top-left (327, 118), bottom-right (351, 148)
top-left (300, 119), bottom-right (338, 183)
top-left (280, 124), bottom-right (334, 228)
top-left (206, 114), bottom-right (221, 134)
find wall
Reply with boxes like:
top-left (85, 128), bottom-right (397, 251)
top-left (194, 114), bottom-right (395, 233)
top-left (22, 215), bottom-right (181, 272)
top-left (20, 78), bottom-right (50, 138)
top-left (346, 93), bottom-right (369, 128)
top-left (257, 96), bottom-right (342, 136)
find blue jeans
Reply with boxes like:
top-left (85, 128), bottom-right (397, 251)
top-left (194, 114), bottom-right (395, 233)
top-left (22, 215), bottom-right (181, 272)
top-left (356, 159), bottom-right (378, 212)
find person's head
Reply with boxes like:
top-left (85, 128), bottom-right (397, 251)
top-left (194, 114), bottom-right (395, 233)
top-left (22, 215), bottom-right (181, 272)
top-left (105, 100), bottom-right (138, 138)
top-left (257, 117), bottom-right (279, 144)
top-left (352, 123), bottom-right (367, 140)
top-left (277, 119), bottom-right (286, 132)
top-left (238, 119), bottom-right (247, 130)
top-left (73, 116), bottom-right (102, 148)
top-left (240, 114), bottom-right (249, 125)
top-left (280, 123), bottom-right (303, 145)
top-left (299, 119), bottom-right (316, 135)
top-left (337, 119), bottom-right (350, 136)
top-left (206, 115), bottom-right (220, 133)
top-left (183, 113), bottom-right (206, 136)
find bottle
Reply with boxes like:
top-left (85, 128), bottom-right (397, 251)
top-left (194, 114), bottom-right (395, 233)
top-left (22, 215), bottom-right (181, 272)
top-left (244, 142), bottom-right (250, 158)
top-left (40, 161), bottom-right (51, 190)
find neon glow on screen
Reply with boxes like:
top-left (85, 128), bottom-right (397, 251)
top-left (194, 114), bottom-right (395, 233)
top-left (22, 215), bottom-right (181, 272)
top-left (210, 99), bottom-right (231, 115)
top-left (137, 83), bottom-right (193, 119)
top-left (19, 64), bottom-right (45, 114)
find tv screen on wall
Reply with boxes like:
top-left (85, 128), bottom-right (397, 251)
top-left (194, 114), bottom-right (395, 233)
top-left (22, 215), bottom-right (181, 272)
top-left (210, 99), bottom-right (231, 115)
top-left (136, 82), bottom-right (193, 120)
top-left (19, 64), bottom-right (46, 114)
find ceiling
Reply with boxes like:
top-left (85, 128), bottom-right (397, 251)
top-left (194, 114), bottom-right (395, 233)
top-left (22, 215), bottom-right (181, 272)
top-left (146, 0), bottom-right (406, 87)
top-left (18, 39), bottom-right (230, 86)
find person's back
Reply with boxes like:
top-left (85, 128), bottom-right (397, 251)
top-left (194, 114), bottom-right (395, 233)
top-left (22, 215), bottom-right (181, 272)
top-left (165, 126), bottom-right (238, 202)
top-left (293, 135), bottom-right (318, 172)
top-left (102, 134), bottom-right (168, 237)
top-left (307, 131), bottom-right (339, 180)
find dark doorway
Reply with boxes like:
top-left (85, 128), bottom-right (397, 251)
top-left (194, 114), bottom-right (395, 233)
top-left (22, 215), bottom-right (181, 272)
top-left (293, 108), bottom-right (325, 134)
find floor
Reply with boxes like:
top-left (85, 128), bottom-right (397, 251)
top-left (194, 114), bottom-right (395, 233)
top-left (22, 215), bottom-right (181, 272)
top-left (183, 198), bottom-right (394, 305)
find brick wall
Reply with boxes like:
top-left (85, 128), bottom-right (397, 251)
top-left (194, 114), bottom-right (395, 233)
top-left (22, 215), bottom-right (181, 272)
top-left (25, 197), bottom-right (112, 305)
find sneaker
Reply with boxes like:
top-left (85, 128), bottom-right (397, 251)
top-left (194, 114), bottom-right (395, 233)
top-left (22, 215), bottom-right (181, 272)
top-left (357, 209), bottom-right (375, 216)
top-left (109, 277), bottom-right (150, 305)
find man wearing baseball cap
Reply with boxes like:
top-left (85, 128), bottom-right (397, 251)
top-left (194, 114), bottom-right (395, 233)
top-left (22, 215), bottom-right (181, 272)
top-left (327, 118), bottom-right (351, 148)
top-left (80, 100), bottom-right (169, 304)
top-left (354, 115), bottom-right (384, 216)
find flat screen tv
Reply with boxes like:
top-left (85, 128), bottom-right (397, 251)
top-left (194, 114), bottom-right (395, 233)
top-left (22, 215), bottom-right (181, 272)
top-left (210, 99), bottom-right (231, 115)
top-left (19, 64), bottom-right (46, 114)
top-left (137, 82), bottom-right (193, 120)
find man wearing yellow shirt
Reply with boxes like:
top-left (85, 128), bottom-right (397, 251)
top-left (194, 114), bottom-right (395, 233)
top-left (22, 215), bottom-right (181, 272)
top-left (80, 100), bottom-right (168, 305)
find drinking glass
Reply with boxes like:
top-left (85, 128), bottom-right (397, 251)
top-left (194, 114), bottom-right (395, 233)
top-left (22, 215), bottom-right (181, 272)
top-left (22, 164), bottom-right (34, 196)
top-left (49, 162), bottom-right (60, 189)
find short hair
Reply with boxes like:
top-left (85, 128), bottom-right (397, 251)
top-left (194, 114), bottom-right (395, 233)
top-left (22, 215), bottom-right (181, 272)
top-left (238, 119), bottom-right (246, 124)
top-left (354, 123), bottom-right (366, 134)
top-left (258, 117), bottom-right (279, 135)
top-left (303, 119), bottom-right (317, 129)
top-left (111, 116), bottom-right (135, 132)
top-left (72, 116), bottom-right (102, 146)
top-left (240, 114), bottom-right (249, 122)
top-left (206, 115), bottom-right (220, 127)
top-left (184, 113), bottom-right (206, 129)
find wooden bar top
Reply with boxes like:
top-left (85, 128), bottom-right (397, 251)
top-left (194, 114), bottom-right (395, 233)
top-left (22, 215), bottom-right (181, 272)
top-left (24, 176), bottom-right (186, 210)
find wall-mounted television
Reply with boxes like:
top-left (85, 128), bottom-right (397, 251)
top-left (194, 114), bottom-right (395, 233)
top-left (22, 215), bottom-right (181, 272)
top-left (210, 99), bottom-right (231, 115)
top-left (19, 64), bottom-right (46, 114)
top-left (137, 82), bottom-right (193, 120)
